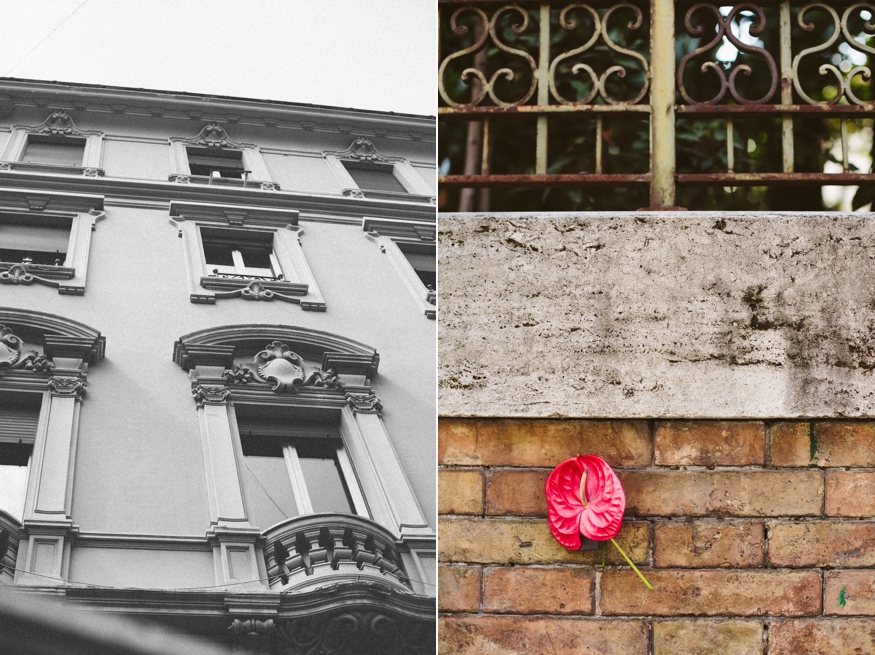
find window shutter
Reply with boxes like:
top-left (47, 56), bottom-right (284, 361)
top-left (0, 222), bottom-right (70, 254)
top-left (22, 138), bottom-right (86, 166)
top-left (0, 406), bottom-right (39, 443)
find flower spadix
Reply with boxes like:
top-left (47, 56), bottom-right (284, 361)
top-left (546, 455), bottom-right (625, 550)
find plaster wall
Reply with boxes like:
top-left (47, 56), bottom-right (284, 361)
top-left (69, 546), bottom-right (214, 589)
top-left (439, 213), bottom-right (875, 419)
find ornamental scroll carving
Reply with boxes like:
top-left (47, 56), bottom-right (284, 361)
top-left (228, 612), bottom-right (434, 655)
top-left (0, 262), bottom-right (72, 290)
top-left (222, 342), bottom-right (346, 394)
top-left (332, 137), bottom-right (402, 163)
top-left (31, 110), bottom-right (94, 137)
top-left (192, 385), bottom-right (231, 407)
top-left (345, 392), bottom-right (383, 415)
top-left (0, 325), bottom-right (55, 376)
top-left (184, 122), bottom-right (244, 149)
top-left (48, 376), bottom-right (86, 398)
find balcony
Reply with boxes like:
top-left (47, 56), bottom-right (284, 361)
top-left (0, 510), bottom-right (21, 584)
top-left (263, 514), bottom-right (410, 593)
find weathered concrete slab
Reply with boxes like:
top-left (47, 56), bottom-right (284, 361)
top-left (438, 213), bottom-right (875, 418)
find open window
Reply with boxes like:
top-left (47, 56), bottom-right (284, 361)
top-left (342, 161), bottom-right (407, 193)
top-left (0, 111), bottom-right (103, 176)
top-left (0, 391), bottom-right (40, 521)
top-left (169, 123), bottom-right (277, 190)
top-left (0, 190), bottom-right (104, 295)
top-left (236, 406), bottom-right (367, 530)
top-left (170, 201), bottom-right (325, 310)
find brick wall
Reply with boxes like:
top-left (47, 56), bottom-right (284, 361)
top-left (438, 418), bottom-right (875, 654)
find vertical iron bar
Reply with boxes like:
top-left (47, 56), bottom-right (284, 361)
top-left (841, 117), bottom-right (849, 173)
top-left (595, 114), bottom-right (603, 175)
top-left (650, 0), bottom-right (676, 206)
top-left (481, 118), bottom-right (491, 175)
top-left (727, 117), bottom-right (734, 174)
top-left (535, 3), bottom-right (550, 175)
top-left (780, 0), bottom-right (794, 173)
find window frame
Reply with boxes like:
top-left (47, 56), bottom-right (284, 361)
top-left (0, 189), bottom-right (105, 295)
top-left (169, 201), bottom-right (324, 310)
top-left (323, 137), bottom-right (434, 201)
top-left (364, 217), bottom-right (437, 319)
top-left (0, 110), bottom-right (104, 176)
top-left (168, 123), bottom-right (278, 190)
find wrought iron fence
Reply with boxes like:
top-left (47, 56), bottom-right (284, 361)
top-left (438, 0), bottom-right (875, 210)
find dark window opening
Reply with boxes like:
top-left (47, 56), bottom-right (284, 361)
top-left (22, 134), bottom-right (86, 167)
top-left (200, 227), bottom-right (280, 279)
top-left (399, 243), bottom-right (436, 290)
top-left (343, 161), bottom-right (407, 193)
top-left (187, 147), bottom-right (246, 179)
top-left (0, 215), bottom-right (71, 266)
top-left (0, 391), bottom-right (40, 520)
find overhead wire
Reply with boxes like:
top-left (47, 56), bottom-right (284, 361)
top-left (5, 0), bottom-right (90, 76)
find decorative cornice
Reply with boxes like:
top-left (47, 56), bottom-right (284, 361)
top-left (0, 310), bottom-right (104, 364)
top-left (192, 385), bottom-right (231, 408)
top-left (327, 137), bottom-right (403, 163)
top-left (48, 375), bottom-right (86, 398)
top-left (169, 200), bottom-right (299, 228)
top-left (345, 392), bottom-right (383, 415)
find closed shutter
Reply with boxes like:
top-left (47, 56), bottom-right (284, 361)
top-left (0, 406), bottom-right (39, 443)
top-left (22, 136), bottom-right (86, 166)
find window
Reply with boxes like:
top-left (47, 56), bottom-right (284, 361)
top-left (169, 124), bottom-right (277, 189)
top-left (201, 227), bottom-right (281, 280)
top-left (187, 147), bottom-right (246, 180)
top-left (21, 135), bottom-right (86, 167)
top-left (236, 409), bottom-right (367, 530)
top-left (342, 161), bottom-right (407, 193)
top-left (0, 111), bottom-right (103, 176)
top-left (0, 391), bottom-right (39, 521)
top-left (398, 242), bottom-right (436, 291)
top-left (324, 138), bottom-right (436, 201)
top-left (364, 218), bottom-right (437, 319)
top-left (0, 190), bottom-right (104, 295)
top-left (0, 214), bottom-right (71, 266)
top-left (170, 200), bottom-right (325, 310)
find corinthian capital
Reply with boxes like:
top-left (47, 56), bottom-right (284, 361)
top-left (192, 384), bottom-right (231, 408)
top-left (48, 376), bottom-right (86, 398)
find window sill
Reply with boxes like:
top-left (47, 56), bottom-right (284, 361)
top-left (200, 275), bottom-right (309, 295)
top-left (169, 174), bottom-right (280, 191)
top-left (0, 261), bottom-right (76, 280)
top-left (342, 188), bottom-right (435, 204)
top-left (0, 162), bottom-right (104, 177)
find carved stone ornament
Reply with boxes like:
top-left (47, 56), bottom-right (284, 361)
top-left (213, 281), bottom-right (307, 305)
top-left (342, 188), bottom-right (366, 199)
top-left (192, 384), bottom-right (231, 407)
top-left (33, 110), bottom-right (89, 136)
top-left (259, 181), bottom-right (280, 191)
top-left (0, 162), bottom-right (11, 171)
top-left (345, 392), bottom-right (383, 415)
top-left (333, 137), bottom-right (402, 163)
top-left (169, 174), bottom-right (191, 184)
top-left (253, 342), bottom-right (305, 393)
top-left (229, 619), bottom-right (276, 655)
top-left (0, 325), bottom-right (54, 375)
top-left (186, 123), bottom-right (243, 149)
top-left (223, 364), bottom-right (254, 385)
top-left (0, 262), bottom-right (65, 290)
top-left (82, 167), bottom-right (102, 177)
top-left (48, 376), bottom-right (86, 398)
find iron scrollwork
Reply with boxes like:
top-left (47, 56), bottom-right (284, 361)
top-left (678, 3), bottom-right (778, 105)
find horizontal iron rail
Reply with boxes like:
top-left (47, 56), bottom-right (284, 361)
top-left (439, 105), bottom-right (652, 119)
top-left (440, 173), bottom-right (652, 188)
top-left (678, 173), bottom-right (875, 186)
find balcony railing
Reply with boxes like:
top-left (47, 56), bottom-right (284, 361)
top-left (439, 0), bottom-right (875, 210)
top-left (263, 514), bottom-right (410, 592)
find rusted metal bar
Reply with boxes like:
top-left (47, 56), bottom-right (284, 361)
top-left (676, 105), bottom-right (875, 116)
top-left (679, 172), bottom-right (875, 186)
top-left (440, 173), bottom-right (652, 188)
top-left (481, 118), bottom-right (491, 175)
top-left (650, 0), bottom-right (675, 206)
top-left (439, 105), bottom-right (651, 119)
top-left (726, 117), bottom-right (734, 174)
top-left (841, 117), bottom-right (850, 173)
top-left (595, 115), bottom-right (604, 175)
top-left (535, 3), bottom-right (550, 175)
top-left (780, 0), bottom-right (794, 173)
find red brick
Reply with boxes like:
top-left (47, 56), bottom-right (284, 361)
top-left (438, 469), bottom-right (484, 515)
top-left (600, 570), bottom-right (821, 616)
top-left (439, 615), bottom-right (648, 655)
top-left (486, 469), bottom-right (549, 516)
top-left (655, 421), bottom-right (765, 466)
top-left (653, 620), bottom-right (763, 655)
top-left (826, 471), bottom-right (875, 517)
top-left (438, 518), bottom-right (649, 565)
top-left (439, 418), bottom-right (652, 467)
top-left (769, 522), bottom-right (875, 567)
top-left (825, 571), bottom-right (875, 616)
top-left (654, 521), bottom-right (764, 568)
top-left (768, 619), bottom-right (875, 654)
top-left (483, 566), bottom-right (594, 614)
top-left (438, 565), bottom-right (481, 612)
top-left (772, 421), bottom-right (875, 467)
top-left (621, 470), bottom-right (822, 517)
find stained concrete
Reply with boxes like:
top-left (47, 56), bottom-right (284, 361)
top-left (438, 213), bottom-right (875, 418)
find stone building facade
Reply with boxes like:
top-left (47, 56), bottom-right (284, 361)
top-left (0, 79), bottom-right (436, 653)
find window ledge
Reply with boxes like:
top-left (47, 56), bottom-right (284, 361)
top-left (199, 276), bottom-right (309, 295)
top-left (263, 513), bottom-right (411, 593)
top-left (342, 188), bottom-right (435, 204)
top-left (0, 162), bottom-right (104, 177)
top-left (168, 174), bottom-right (280, 191)
top-left (0, 261), bottom-right (76, 280)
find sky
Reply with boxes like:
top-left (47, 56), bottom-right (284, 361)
top-left (0, 0), bottom-right (436, 116)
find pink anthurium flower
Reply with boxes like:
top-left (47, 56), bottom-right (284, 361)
top-left (546, 455), bottom-right (626, 550)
